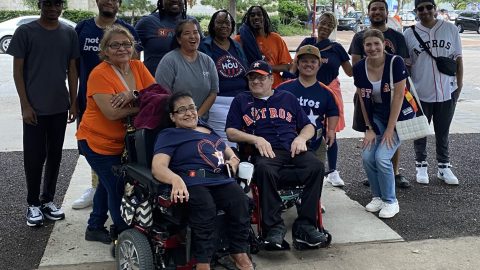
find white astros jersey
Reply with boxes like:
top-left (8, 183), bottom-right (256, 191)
top-left (403, 20), bottom-right (462, 103)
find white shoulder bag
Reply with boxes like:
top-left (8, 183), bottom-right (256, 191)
top-left (390, 56), bottom-right (433, 141)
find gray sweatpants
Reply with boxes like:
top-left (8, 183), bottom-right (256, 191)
top-left (414, 97), bottom-right (456, 164)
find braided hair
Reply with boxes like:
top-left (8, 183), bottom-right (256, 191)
top-left (207, 9), bottom-right (236, 38)
top-left (153, 0), bottom-right (187, 19)
top-left (241, 5), bottom-right (272, 35)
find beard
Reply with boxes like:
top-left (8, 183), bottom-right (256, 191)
top-left (370, 19), bottom-right (386, 28)
top-left (100, 10), bottom-right (116, 18)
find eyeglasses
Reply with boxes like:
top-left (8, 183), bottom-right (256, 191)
top-left (215, 20), bottom-right (232, 26)
top-left (416, 4), bottom-right (434, 12)
top-left (173, 104), bottom-right (197, 114)
top-left (108, 42), bottom-right (133, 50)
top-left (247, 74), bottom-right (269, 82)
top-left (42, 1), bottom-right (64, 7)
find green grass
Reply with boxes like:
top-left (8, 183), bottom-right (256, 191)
top-left (277, 24), bottom-right (311, 36)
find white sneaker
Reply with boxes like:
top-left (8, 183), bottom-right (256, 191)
top-left (437, 163), bottom-right (459, 185)
top-left (365, 197), bottom-right (383, 212)
top-left (327, 170), bottom-right (345, 187)
top-left (379, 201), bottom-right (400, 218)
top-left (72, 187), bottom-right (96, 209)
top-left (416, 161), bottom-right (429, 184)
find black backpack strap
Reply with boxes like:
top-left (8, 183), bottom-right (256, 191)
top-left (410, 25), bottom-right (436, 60)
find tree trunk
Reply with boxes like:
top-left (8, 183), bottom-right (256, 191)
top-left (360, 0), bottom-right (367, 13)
top-left (229, 0), bottom-right (237, 33)
top-left (398, 0), bottom-right (403, 11)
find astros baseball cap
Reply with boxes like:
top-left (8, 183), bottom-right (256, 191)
top-left (415, 0), bottom-right (435, 8)
top-left (296, 45), bottom-right (321, 60)
top-left (245, 60), bottom-right (272, 76)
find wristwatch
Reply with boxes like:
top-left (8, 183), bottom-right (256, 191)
top-left (132, 90), bottom-right (140, 99)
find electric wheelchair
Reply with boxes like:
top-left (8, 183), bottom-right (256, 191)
top-left (114, 126), bottom-right (332, 270)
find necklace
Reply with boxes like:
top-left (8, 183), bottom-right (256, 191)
top-left (214, 38), bottom-right (230, 50)
top-left (106, 60), bottom-right (130, 76)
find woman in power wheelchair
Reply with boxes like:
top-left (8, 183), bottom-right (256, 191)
top-left (151, 91), bottom-right (253, 270)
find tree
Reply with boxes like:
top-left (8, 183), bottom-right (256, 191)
top-left (23, 0), bottom-right (69, 10)
top-left (122, 0), bottom-right (155, 24)
top-left (200, 0), bottom-right (275, 14)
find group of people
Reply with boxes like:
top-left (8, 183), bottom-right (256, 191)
top-left (8, 0), bottom-right (462, 268)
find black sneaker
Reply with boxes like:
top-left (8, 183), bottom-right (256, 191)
top-left (264, 223), bottom-right (286, 247)
top-left (41, 202), bottom-right (65, 220)
top-left (395, 174), bottom-right (411, 188)
top-left (292, 224), bottom-right (327, 247)
top-left (26, 206), bottom-right (44, 227)
top-left (85, 227), bottom-right (111, 244)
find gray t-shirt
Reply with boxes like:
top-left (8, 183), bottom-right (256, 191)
top-left (7, 21), bottom-right (80, 116)
top-left (155, 49), bottom-right (219, 107)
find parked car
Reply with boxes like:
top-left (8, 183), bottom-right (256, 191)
top-left (455, 11), bottom-right (480, 33)
top-left (354, 16), bottom-right (402, 33)
top-left (449, 10), bottom-right (461, 21)
top-left (0, 16), bottom-right (76, 53)
top-left (337, 11), bottom-right (365, 31)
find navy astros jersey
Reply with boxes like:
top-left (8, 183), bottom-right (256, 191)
top-left (225, 90), bottom-right (312, 151)
top-left (276, 79), bottom-right (339, 150)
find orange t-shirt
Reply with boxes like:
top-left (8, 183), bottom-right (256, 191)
top-left (235, 32), bottom-right (292, 88)
top-left (76, 60), bottom-right (155, 155)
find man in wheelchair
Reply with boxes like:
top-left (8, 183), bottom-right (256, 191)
top-left (225, 60), bottom-right (326, 249)
top-left (151, 92), bottom-right (253, 270)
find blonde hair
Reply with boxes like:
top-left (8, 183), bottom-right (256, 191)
top-left (99, 24), bottom-right (137, 61)
top-left (318, 12), bottom-right (337, 29)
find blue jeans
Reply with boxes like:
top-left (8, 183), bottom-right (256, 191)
top-left (362, 118), bottom-right (401, 204)
top-left (78, 140), bottom-right (128, 232)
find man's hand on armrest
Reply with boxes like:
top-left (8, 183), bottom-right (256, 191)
top-left (290, 124), bottom-right (315, 158)
top-left (226, 127), bottom-right (275, 158)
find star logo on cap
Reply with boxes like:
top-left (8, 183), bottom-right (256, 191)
top-left (253, 62), bottom-right (260, 68)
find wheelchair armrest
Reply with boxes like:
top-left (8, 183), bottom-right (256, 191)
top-left (126, 163), bottom-right (166, 195)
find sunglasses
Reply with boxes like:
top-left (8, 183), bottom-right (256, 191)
top-left (416, 4), bottom-right (434, 12)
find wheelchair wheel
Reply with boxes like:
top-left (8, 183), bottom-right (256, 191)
top-left (116, 228), bottom-right (154, 270)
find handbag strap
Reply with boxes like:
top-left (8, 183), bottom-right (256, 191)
top-left (389, 55), bottom-right (427, 115)
top-left (410, 25), bottom-right (437, 61)
top-left (109, 61), bottom-right (132, 91)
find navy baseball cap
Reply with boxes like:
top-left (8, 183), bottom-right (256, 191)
top-left (245, 60), bottom-right (272, 76)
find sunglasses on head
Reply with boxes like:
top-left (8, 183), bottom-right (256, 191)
top-left (416, 4), bottom-right (434, 12)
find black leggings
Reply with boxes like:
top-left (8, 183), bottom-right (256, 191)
top-left (187, 182), bottom-right (250, 263)
top-left (23, 112), bottom-right (67, 206)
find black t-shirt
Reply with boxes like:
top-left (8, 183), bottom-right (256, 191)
top-left (348, 28), bottom-right (409, 58)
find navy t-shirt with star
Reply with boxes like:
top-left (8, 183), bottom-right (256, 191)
top-left (211, 42), bottom-right (248, 97)
top-left (153, 126), bottom-right (235, 187)
top-left (225, 90), bottom-right (313, 151)
top-left (277, 79), bottom-right (339, 150)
